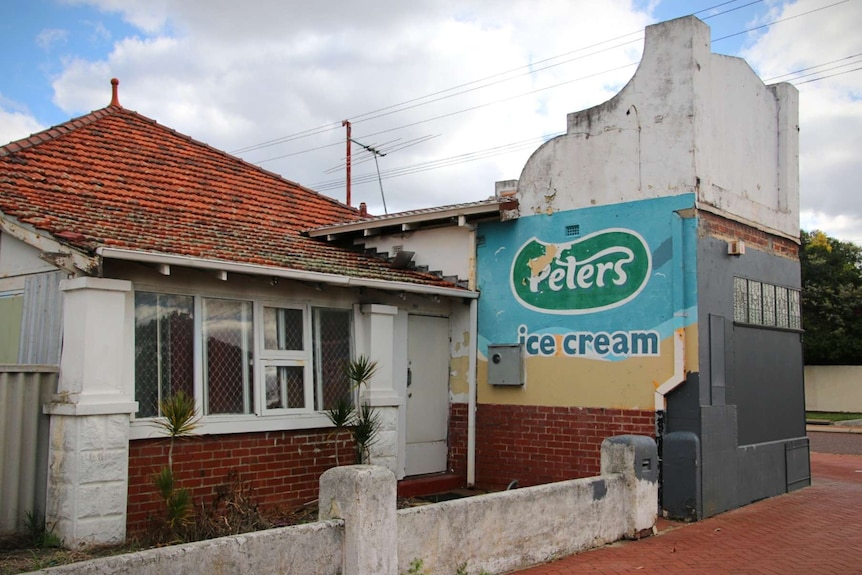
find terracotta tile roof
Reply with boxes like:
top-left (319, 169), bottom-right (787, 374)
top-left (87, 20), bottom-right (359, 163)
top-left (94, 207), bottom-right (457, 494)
top-left (0, 103), bottom-right (465, 290)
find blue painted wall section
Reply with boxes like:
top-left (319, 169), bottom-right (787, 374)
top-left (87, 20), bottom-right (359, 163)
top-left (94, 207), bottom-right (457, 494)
top-left (477, 194), bottom-right (698, 394)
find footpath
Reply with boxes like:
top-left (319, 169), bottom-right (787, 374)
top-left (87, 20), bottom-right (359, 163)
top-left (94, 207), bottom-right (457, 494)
top-left (513, 431), bottom-right (862, 575)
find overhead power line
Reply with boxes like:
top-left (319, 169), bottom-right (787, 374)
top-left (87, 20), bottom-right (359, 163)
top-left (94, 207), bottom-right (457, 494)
top-left (230, 0), bottom-right (768, 156)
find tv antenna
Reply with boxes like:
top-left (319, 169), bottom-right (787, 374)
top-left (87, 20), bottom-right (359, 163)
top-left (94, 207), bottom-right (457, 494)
top-left (343, 120), bottom-right (388, 214)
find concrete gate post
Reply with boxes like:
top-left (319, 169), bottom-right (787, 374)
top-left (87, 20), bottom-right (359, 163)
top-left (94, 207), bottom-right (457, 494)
top-left (319, 465), bottom-right (398, 575)
top-left (601, 435), bottom-right (659, 537)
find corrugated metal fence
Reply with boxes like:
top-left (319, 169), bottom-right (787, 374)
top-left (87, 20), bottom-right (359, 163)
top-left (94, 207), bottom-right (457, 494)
top-left (0, 365), bottom-right (57, 533)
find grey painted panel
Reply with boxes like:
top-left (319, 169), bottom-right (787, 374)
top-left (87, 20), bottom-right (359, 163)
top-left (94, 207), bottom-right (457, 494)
top-left (700, 405), bottom-right (738, 517)
top-left (709, 315), bottom-right (726, 405)
top-left (785, 437), bottom-right (810, 491)
top-left (737, 441), bottom-right (787, 506)
top-left (18, 271), bottom-right (64, 365)
top-left (732, 327), bottom-right (805, 444)
top-left (665, 372), bottom-right (701, 435)
top-left (662, 431), bottom-right (701, 520)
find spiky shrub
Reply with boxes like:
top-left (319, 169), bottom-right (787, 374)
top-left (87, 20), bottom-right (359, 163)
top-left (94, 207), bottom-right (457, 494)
top-left (325, 395), bottom-right (355, 466)
top-left (325, 355), bottom-right (382, 465)
top-left (151, 390), bottom-right (200, 543)
top-left (353, 403), bottom-right (381, 464)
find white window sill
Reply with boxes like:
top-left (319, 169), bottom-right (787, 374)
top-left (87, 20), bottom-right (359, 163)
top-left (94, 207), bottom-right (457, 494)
top-left (129, 412), bottom-right (335, 440)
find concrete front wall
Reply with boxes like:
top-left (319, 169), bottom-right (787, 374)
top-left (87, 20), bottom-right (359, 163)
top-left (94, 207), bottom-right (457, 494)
top-left (476, 194), bottom-right (698, 411)
top-left (804, 366), bottom-right (862, 412)
top-left (516, 16), bottom-right (797, 240)
top-left (398, 474), bottom-right (629, 575)
top-left (32, 451), bottom-right (656, 575)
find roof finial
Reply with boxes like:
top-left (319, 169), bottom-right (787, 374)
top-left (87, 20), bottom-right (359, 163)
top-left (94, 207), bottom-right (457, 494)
top-left (110, 78), bottom-right (122, 108)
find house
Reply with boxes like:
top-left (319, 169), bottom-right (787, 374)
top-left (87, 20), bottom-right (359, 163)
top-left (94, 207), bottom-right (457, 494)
top-left (1, 14), bottom-right (809, 548)
top-left (317, 15), bottom-right (810, 520)
top-left (0, 79), bottom-right (508, 545)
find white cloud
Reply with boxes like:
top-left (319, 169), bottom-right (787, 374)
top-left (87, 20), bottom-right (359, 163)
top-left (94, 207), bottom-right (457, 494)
top-left (0, 97), bottom-right (44, 145)
top-left (36, 28), bottom-right (69, 51)
top-left (40, 1), bottom-right (862, 243)
top-left (51, 0), bottom-right (651, 212)
top-left (743, 0), bottom-right (862, 243)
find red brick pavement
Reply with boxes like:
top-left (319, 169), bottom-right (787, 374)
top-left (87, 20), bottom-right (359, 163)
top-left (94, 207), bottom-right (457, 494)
top-left (514, 452), bottom-right (862, 574)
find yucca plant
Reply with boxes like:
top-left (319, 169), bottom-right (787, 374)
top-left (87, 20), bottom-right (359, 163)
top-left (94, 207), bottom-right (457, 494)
top-left (325, 395), bottom-right (354, 466)
top-left (353, 403), bottom-right (381, 464)
top-left (151, 390), bottom-right (200, 542)
top-left (325, 355), bottom-right (382, 465)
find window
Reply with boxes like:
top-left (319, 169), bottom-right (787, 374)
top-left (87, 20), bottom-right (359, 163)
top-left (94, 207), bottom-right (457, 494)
top-left (733, 278), bottom-right (801, 330)
top-left (134, 293), bottom-right (194, 418)
top-left (134, 292), bottom-right (353, 420)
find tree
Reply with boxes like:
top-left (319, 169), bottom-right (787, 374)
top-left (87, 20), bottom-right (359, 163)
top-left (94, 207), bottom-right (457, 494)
top-left (800, 230), bottom-right (862, 365)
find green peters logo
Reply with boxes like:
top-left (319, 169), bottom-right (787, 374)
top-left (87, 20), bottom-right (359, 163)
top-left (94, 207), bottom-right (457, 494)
top-left (510, 228), bottom-right (651, 315)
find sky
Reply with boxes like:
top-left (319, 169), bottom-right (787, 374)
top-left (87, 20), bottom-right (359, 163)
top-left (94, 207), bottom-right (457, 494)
top-left (1, 0), bottom-right (860, 243)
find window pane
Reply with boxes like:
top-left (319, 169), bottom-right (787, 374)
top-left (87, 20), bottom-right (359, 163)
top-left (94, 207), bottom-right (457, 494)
top-left (789, 289), bottom-right (801, 330)
top-left (134, 292), bottom-right (194, 418)
top-left (265, 365), bottom-right (305, 409)
top-left (314, 308), bottom-right (353, 410)
top-left (733, 277), bottom-right (748, 323)
top-left (203, 298), bottom-right (254, 415)
top-left (747, 281), bottom-right (762, 325)
top-left (263, 307), bottom-right (303, 351)
top-left (776, 287), bottom-right (789, 328)
top-left (762, 283), bottom-right (776, 326)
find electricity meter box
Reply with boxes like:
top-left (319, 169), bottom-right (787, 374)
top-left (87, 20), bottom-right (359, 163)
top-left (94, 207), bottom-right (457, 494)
top-left (487, 343), bottom-right (525, 386)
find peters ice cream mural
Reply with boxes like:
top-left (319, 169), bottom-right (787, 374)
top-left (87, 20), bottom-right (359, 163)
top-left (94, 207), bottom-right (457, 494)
top-left (477, 193), bottom-right (698, 409)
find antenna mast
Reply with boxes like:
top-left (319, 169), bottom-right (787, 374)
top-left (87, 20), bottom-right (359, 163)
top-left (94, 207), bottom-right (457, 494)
top-left (342, 120), bottom-right (351, 206)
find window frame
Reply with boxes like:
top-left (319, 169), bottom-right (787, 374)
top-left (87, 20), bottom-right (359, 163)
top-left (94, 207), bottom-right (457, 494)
top-left (256, 302), bottom-right (314, 415)
top-left (130, 289), bottom-right (356, 438)
top-left (733, 277), bottom-right (802, 332)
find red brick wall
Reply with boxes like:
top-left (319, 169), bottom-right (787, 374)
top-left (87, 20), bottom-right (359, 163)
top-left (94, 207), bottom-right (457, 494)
top-left (127, 428), bottom-right (354, 536)
top-left (448, 402), bottom-right (469, 480)
top-left (700, 211), bottom-right (799, 260)
top-left (449, 403), bottom-right (655, 490)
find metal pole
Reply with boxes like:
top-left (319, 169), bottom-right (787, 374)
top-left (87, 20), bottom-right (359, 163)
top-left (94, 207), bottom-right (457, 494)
top-left (343, 120), bottom-right (352, 207)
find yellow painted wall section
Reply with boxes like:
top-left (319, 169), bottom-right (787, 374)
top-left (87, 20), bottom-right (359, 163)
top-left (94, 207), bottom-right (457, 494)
top-left (478, 324), bottom-right (699, 410)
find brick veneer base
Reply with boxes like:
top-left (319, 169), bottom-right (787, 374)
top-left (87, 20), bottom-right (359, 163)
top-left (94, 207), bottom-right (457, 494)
top-left (127, 429), bottom-right (354, 537)
top-left (450, 403), bottom-right (655, 491)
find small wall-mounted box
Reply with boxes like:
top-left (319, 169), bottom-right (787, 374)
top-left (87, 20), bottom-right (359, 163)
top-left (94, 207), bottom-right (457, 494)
top-left (727, 239), bottom-right (746, 256)
top-left (487, 343), bottom-right (525, 386)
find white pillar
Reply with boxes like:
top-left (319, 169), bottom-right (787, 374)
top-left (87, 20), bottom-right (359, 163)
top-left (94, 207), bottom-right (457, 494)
top-left (44, 277), bottom-right (137, 547)
top-left (319, 465), bottom-right (398, 575)
top-left (358, 304), bottom-right (402, 474)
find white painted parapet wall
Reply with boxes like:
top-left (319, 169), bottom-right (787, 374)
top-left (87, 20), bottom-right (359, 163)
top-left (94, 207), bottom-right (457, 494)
top-left (25, 435), bottom-right (656, 575)
top-left (517, 16), bottom-right (799, 240)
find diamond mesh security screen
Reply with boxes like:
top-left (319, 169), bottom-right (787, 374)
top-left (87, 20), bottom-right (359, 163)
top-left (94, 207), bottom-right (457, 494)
top-left (314, 308), bottom-right (352, 410)
top-left (263, 307), bottom-right (303, 350)
top-left (134, 292), bottom-right (194, 418)
top-left (265, 365), bottom-right (305, 409)
top-left (203, 298), bottom-right (254, 415)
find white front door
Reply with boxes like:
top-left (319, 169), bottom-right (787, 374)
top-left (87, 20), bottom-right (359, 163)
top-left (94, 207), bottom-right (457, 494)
top-left (405, 314), bottom-right (449, 476)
